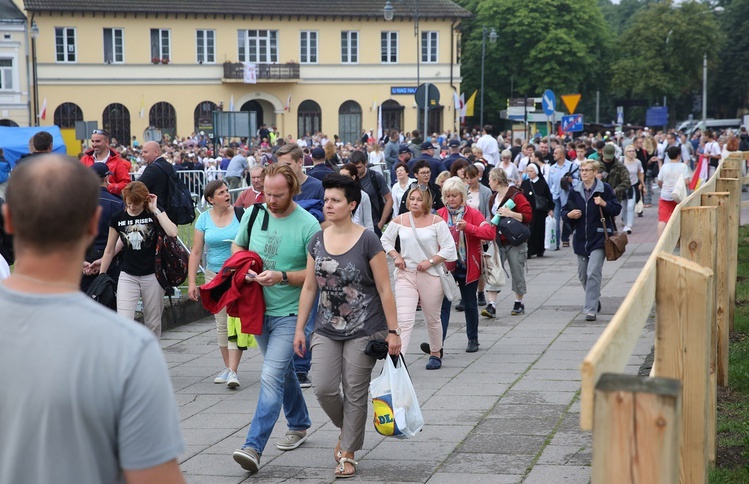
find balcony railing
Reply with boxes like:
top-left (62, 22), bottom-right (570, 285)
top-left (222, 62), bottom-right (300, 81)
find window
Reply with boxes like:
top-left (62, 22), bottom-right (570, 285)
top-left (421, 31), bottom-right (438, 63)
top-left (102, 103), bottom-right (131, 146)
top-left (0, 59), bottom-right (13, 90)
top-left (338, 101), bottom-right (362, 145)
top-left (238, 30), bottom-right (278, 64)
top-left (196, 30), bottom-right (215, 64)
top-left (55, 27), bottom-right (77, 63)
top-left (150, 29), bottom-right (170, 61)
top-left (381, 31), bottom-right (398, 63)
top-left (149, 101), bottom-right (177, 139)
top-left (103, 28), bottom-right (124, 64)
top-left (298, 100), bottom-right (321, 138)
top-left (53, 102), bottom-right (84, 128)
top-left (300, 31), bottom-right (317, 64)
top-left (341, 31), bottom-right (358, 64)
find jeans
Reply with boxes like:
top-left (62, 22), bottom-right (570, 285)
top-left (293, 293), bottom-right (319, 376)
top-left (243, 315), bottom-right (311, 454)
top-left (553, 198), bottom-right (571, 247)
top-left (622, 196), bottom-right (635, 228)
top-left (440, 278), bottom-right (479, 341)
top-left (577, 249), bottom-right (605, 314)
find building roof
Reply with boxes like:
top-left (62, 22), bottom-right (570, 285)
top-left (23, 0), bottom-right (472, 19)
top-left (1, 0), bottom-right (26, 21)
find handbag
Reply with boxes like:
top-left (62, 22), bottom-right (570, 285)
top-left (670, 175), bottom-right (687, 203)
top-left (497, 217), bottom-right (530, 246)
top-left (408, 213), bottom-right (461, 302)
top-left (533, 192), bottom-right (549, 211)
top-left (482, 241), bottom-right (505, 287)
top-left (369, 354), bottom-right (424, 439)
top-left (635, 199), bottom-right (644, 214)
top-left (599, 206), bottom-right (628, 261)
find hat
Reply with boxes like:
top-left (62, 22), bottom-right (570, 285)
top-left (398, 145), bottom-right (411, 155)
top-left (91, 163), bottom-right (111, 178)
top-left (603, 144), bottom-right (616, 161)
top-left (311, 147), bottom-right (326, 159)
top-left (420, 141), bottom-right (434, 151)
top-left (448, 139), bottom-right (460, 147)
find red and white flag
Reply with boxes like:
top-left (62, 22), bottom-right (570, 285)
top-left (39, 98), bottom-right (47, 120)
top-left (285, 94), bottom-right (292, 111)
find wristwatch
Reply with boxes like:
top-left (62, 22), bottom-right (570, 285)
top-left (279, 271), bottom-right (289, 286)
top-left (388, 328), bottom-right (402, 336)
top-left (429, 258), bottom-right (435, 266)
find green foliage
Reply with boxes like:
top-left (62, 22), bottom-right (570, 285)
top-left (713, 0), bottom-right (749, 115)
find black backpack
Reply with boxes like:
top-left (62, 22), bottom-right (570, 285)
top-left (0, 197), bottom-right (14, 265)
top-left (85, 274), bottom-right (117, 311)
top-left (153, 162), bottom-right (196, 225)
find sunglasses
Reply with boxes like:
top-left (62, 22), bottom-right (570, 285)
top-left (92, 129), bottom-right (110, 138)
top-left (417, 184), bottom-right (429, 191)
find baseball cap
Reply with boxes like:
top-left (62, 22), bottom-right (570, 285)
top-left (448, 139), bottom-right (460, 147)
top-left (398, 144), bottom-right (411, 154)
top-left (91, 163), bottom-right (111, 178)
top-left (603, 144), bottom-right (616, 161)
top-left (311, 147), bottom-right (326, 159)
top-left (420, 141), bottom-right (434, 151)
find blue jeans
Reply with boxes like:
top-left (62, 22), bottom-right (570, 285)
top-left (243, 315), bottom-right (311, 454)
top-left (440, 278), bottom-right (480, 341)
top-left (554, 198), bottom-right (571, 247)
top-left (293, 293), bottom-right (319, 376)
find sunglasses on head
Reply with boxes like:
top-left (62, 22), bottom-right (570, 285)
top-left (92, 129), bottom-right (110, 138)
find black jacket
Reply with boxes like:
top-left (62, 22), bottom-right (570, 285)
top-left (137, 157), bottom-right (173, 211)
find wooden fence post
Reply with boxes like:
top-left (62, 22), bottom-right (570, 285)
top-left (592, 374), bottom-right (682, 484)
top-left (680, 206), bottom-right (718, 464)
top-left (654, 253), bottom-right (713, 484)
top-left (702, 192), bottom-right (731, 387)
top-left (715, 176), bottom-right (740, 331)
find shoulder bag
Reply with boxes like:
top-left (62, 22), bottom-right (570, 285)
top-left (408, 213), bottom-right (461, 302)
top-left (599, 206), bottom-right (627, 261)
top-left (482, 240), bottom-right (506, 287)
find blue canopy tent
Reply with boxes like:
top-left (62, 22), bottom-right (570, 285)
top-left (0, 126), bottom-right (68, 168)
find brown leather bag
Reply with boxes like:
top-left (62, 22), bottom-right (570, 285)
top-left (599, 206), bottom-right (627, 261)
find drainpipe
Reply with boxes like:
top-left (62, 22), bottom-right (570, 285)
top-left (450, 18), bottom-right (458, 133)
top-left (24, 14), bottom-right (34, 126)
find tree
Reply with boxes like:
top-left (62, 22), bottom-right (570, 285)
top-left (713, 0), bottom-right (749, 116)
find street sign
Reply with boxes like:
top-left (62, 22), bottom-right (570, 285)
top-left (415, 83), bottom-right (440, 109)
top-left (542, 90), bottom-right (556, 116)
top-left (561, 94), bottom-right (581, 114)
top-left (616, 106), bottom-right (624, 125)
top-left (646, 106), bottom-right (668, 126)
top-left (561, 114), bottom-right (584, 133)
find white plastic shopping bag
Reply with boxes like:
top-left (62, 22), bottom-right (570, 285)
top-left (369, 354), bottom-right (424, 439)
top-left (544, 216), bottom-right (557, 250)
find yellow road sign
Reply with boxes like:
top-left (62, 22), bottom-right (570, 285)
top-left (561, 94), bottom-right (581, 114)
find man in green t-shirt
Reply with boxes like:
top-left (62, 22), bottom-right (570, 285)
top-left (231, 164), bottom-right (319, 476)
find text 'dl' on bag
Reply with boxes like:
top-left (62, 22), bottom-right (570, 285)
top-left (369, 354), bottom-right (424, 439)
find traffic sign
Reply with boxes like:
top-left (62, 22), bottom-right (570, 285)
top-left (561, 94), bottom-right (581, 114)
top-left (415, 83), bottom-right (440, 109)
top-left (542, 90), bottom-right (556, 116)
top-left (561, 114), bottom-right (584, 133)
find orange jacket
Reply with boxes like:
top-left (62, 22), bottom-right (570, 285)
top-left (81, 148), bottom-right (131, 196)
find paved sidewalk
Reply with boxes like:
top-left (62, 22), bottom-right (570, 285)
top-left (166, 203), bottom-right (664, 483)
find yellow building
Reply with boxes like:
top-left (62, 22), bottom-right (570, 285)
top-left (21, 0), bottom-right (470, 146)
top-left (1, 0), bottom-right (30, 127)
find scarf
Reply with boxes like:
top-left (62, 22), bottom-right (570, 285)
top-left (447, 205), bottom-right (467, 263)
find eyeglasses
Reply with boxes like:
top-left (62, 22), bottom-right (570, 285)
top-left (417, 184), bottom-right (429, 191)
top-left (417, 171), bottom-right (431, 176)
top-left (91, 129), bottom-right (110, 138)
top-left (580, 168), bottom-right (594, 172)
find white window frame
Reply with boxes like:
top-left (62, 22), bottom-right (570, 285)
top-left (299, 30), bottom-right (318, 64)
top-left (150, 28), bottom-right (171, 61)
top-left (421, 31), bottom-right (438, 63)
top-left (0, 56), bottom-right (15, 91)
top-left (341, 31), bottom-right (359, 64)
top-left (103, 28), bottom-right (124, 64)
top-left (196, 29), bottom-right (216, 64)
top-left (381, 31), bottom-right (398, 64)
top-left (55, 27), bottom-right (77, 63)
top-left (238, 30), bottom-right (278, 64)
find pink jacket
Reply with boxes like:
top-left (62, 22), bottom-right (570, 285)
top-left (437, 206), bottom-right (495, 284)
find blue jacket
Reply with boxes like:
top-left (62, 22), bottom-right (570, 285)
top-left (562, 179), bottom-right (621, 256)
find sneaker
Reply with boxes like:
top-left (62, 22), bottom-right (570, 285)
top-left (419, 342), bottom-right (443, 358)
top-left (276, 430), bottom-right (308, 451)
top-left (297, 373), bottom-right (312, 389)
top-left (511, 302), bottom-right (525, 315)
top-left (226, 370), bottom-right (240, 389)
top-left (586, 313), bottom-right (597, 321)
top-left (623, 225), bottom-right (632, 234)
top-left (456, 300), bottom-right (465, 312)
top-left (426, 356), bottom-right (442, 370)
top-left (481, 304), bottom-right (496, 318)
top-left (214, 367), bottom-right (230, 384)
top-left (233, 447), bottom-right (260, 474)
top-left (466, 339), bottom-right (479, 353)
top-left (477, 291), bottom-right (486, 306)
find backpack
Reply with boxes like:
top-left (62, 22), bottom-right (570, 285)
top-left (85, 274), bottom-right (117, 311)
top-left (153, 162), bottom-right (196, 225)
top-left (0, 197), bottom-right (14, 265)
top-left (153, 215), bottom-right (190, 289)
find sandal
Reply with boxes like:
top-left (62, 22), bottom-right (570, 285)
top-left (334, 434), bottom-right (342, 463)
top-left (335, 457), bottom-right (358, 479)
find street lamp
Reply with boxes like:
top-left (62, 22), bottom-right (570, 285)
top-left (480, 27), bottom-right (497, 127)
top-left (702, 6), bottom-right (724, 127)
top-left (30, 21), bottom-right (39, 127)
top-left (383, 0), bottom-right (420, 85)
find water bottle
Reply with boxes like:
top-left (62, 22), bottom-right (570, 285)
top-left (491, 213), bottom-right (501, 225)
top-left (503, 199), bottom-right (516, 210)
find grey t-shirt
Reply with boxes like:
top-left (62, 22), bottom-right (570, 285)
top-left (308, 229), bottom-right (388, 340)
top-left (0, 283), bottom-right (184, 484)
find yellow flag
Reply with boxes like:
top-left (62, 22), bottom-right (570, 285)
top-left (464, 90), bottom-right (478, 117)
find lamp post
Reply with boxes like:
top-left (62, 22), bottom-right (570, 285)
top-left (480, 27), bottom-right (497, 127)
top-left (30, 21), bottom-right (39, 127)
top-left (701, 6), bottom-right (723, 127)
top-left (385, 0), bottom-right (423, 131)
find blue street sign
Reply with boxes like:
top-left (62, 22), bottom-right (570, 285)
top-left (561, 114), bottom-right (584, 133)
top-left (646, 106), bottom-right (669, 126)
top-left (542, 90), bottom-right (556, 116)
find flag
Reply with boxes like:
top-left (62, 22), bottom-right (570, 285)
top-left (690, 155), bottom-right (708, 190)
top-left (459, 93), bottom-right (466, 119)
top-left (39, 98), bottom-right (47, 121)
top-left (229, 94), bottom-right (234, 112)
top-left (285, 94), bottom-right (292, 111)
top-left (453, 91), bottom-right (460, 111)
top-left (377, 104), bottom-right (383, 141)
top-left (243, 62), bottom-right (257, 84)
top-left (464, 90), bottom-right (477, 117)
top-left (139, 95), bottom-right (145, 118)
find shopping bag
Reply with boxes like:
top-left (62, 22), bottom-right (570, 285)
top-left (635, 199), bottom-right (644, 214)
top-left (369, 355), bottom-right (424, 439)
top-left (482, 241), bottom-right (505, 287)
top-left (544, 216), bottom-right (557, 250)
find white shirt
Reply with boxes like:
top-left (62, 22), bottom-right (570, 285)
top-left (476, 134), bottom-right (500, 166)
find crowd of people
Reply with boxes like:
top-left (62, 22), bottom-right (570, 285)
top-left (0, 121), bottom-right (747, 481)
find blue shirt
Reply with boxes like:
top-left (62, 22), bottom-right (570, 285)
top-left (195, 209), bottom-right (241, 272)
top-left (548, 159), bottom-right (576, 202)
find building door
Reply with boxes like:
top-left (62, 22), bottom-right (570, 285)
top-left (338, 100), bottom-right (362, 145)
top-left (149, 101), bottom-right (177, 140)
top-left (53, 102), bottom-right (83, 129)
top-left (297, 100), bottom-right (321, 139)
top-left (102, 103), bottom-right (131, 146)
top-left (194, 101), bottom-right (218, 135)
top-left (381, 100), bottom-right (403, 133)
top-left (241, 100), bottom-right (264, 129)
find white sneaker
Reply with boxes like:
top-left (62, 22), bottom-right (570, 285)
top-left (227, 370), bottom-right (240, 389)
top-left (214, 367), bottom-right (230, 384)
top-left (623, 225), bottom-right (631, 234)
